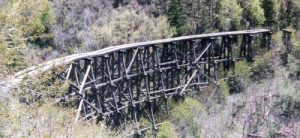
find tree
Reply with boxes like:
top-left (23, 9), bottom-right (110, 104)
top-left (167, 0), bottom-right (188, 36)
top-left (278, 0), bottom-right (300, 29)
top-left (217, 0), bottom-right (242, 31)
top-left (185, 0), bottom-right (220, 33)
top-left (261, 0), bottom-right (277, 28)
top-left (292, 0), bottom-right (300, 29)
top-left (79, 8), bottom-right (176, 50)
top-left (241, 0), bottom-right (265, 28)
top-left (53, 0), bottom-right (112, 52)
top-left (278, 0), bottom-right (292, 29)
top-left (0, 0), bottom-right (55, 75)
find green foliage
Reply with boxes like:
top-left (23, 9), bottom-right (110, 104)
top-left (40, 0), bottom-right (53, 31)
top-left (1, 0), bottom-right (54, 40)
top-left (0, 0), bottom-right (55, 76)
top-left (217, 0), bottom-right (242, 31)
top-left (287, 54), bottom-right (300, 79)
top-left (6, 53), bottom-right (28, 73)
top-left (170, 97), bottom-right (204, 122)
top-left (227, 61), bottom-right (251, 93)
top-left (26, 0), bottom-right (54, 46)
top-left (251, 52), bottom-right (274, 81)
top-left (293, 0), bottom-right (300, 29)
top-left (0, 100), bottom-right (116, 137)
top-left (232, 61), bottom-right (252, 79)
top-left (0, 39), bottom-right (14, 78)
top-left (140, 118), bottom-right (151, 128)
top-left (289, 28), bottom-right (300, 57)
top-left (0, 33), bottom-right (28, 77)
top-left (219, 80), bottom-right (230, 97)
top-left (28, 17), bottom-right (46, 36)
top-left (261, 0), bottom-right (278, 27)
top-left (157, 121), bottom-right (179, 138)
top-left (168, 97), bottom-right (203, 137)
top-left (14, 66), bottom-right (69, 105)
top-left (245, 0), bottom-right (265, 27)
top-left (278, 0), bottom-right (300, 29)
top-left (267, 121), bottom-right (280, 138)
top-left (274, 78), bottom-right (300, 116)
top-left (278, 0), bottom-right (293, 29)
top-left (227, 76), bottom-right (244, 94)
top-left (167, 0), bottom-right (188, 36)
top-left (79, 8), bottom-right (176, 50)
top-left (271, 31), bottom-right (284, 46)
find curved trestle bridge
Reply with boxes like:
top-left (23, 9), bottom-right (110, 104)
top-left (12, 29), bottom-right (279, 134)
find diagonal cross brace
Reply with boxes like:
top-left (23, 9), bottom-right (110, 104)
top-left (193, 43), bottom-right (212, 64)
top-left (178, 70), bottom-right (198, 95)
top-left (126, 49), bottom-right (139, 74)
top-left (75, 62), bottom-right (92, 123)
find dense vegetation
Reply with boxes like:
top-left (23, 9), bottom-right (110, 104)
top-left (0, 0), bottom-right (300, 137)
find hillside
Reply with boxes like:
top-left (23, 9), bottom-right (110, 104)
top-left (0, 0), bottom-right (300, 137)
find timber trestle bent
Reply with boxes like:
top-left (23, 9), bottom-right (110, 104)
top-left (28, 29), bottom-right (274, 134)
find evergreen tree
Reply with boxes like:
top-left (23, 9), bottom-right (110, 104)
top-left (167, 0), bottom-right (188, 36)
top-left (279, 0), bottom-right (291, 29)
top-left (217, 0), bottom-right (242, 31)
top-left (292, 0), bottom-right (300, 29)
top-left (261, 0), bottom-right (277, 27)
top-left (241, 0), bottom-right (265, 28)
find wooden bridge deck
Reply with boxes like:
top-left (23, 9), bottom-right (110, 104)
top-left (13, 29), bottom-right (270, 79)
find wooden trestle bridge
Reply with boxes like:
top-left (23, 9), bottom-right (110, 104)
top-left (11, 29), bottom-right (280, 134)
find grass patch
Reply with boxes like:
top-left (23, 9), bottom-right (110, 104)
top-left (170, 97), bottom-right (204, 122)
top-left (157, 121), bottom-right (179, 138)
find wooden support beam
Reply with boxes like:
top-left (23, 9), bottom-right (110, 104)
top-left (75, 63), bottom-right (92, 123)
top-left (47, 29), bottom-right (274, 133)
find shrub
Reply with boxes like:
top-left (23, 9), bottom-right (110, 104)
top-left (251, 52), bottom-right (274, 81)
top-left (274, 78), bottom-right (300, 116)
top-left (289, 28), bottom-right (300, 58)
top-left (26, 0), bottom-right (54, 46)
top-left (167, 0), bottom-right (188, 36)
top-left (219, 80), bottom-right (230, 98)
top-left (217, 0), bottom-right (242, 31)
top-left (1, 0), bottom-right (55, 44)
top-left (170, 97), bottom-right (204, 122)
top-left (0, 39), bottom-right (13, 78)
top-left (287, 54), bottom-right (300, 79)
top-left (157, 121), bottom-right (179, 138)
top-left (79, 8), bottom-right (176, 51)
top-left (0, 0), bottom-right (55, 76)
top-left (242, 0), bottom-right (265, 28)
top-left (261, 0), bottom-right (278, 27)
top-left (227, 76), bottom-right (244, 94)
top-left (227, 61), bottom-right (252, 93)
top-left (272, 31), bottom-right (284, 47)
top-left (168, 97), bottom-right (204, 137)
top-left (284, 28), bottom-right (300, 79)
top-left (0, 99), bottom-right (116, 137)
top-left (13, 66), bottom-right (69, 105)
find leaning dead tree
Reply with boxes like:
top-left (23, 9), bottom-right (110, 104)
top-left (8, 29), bottom-right (275, 134)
